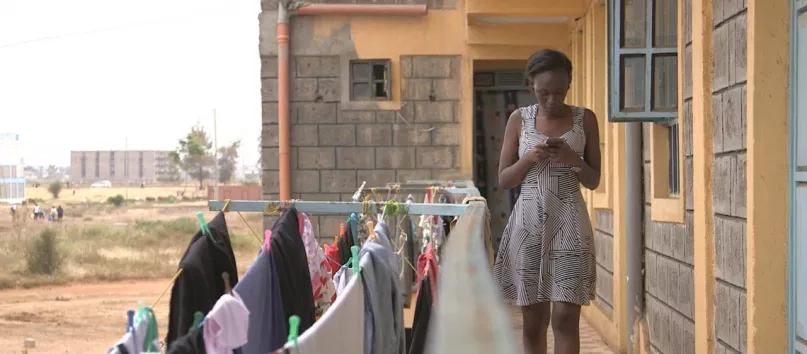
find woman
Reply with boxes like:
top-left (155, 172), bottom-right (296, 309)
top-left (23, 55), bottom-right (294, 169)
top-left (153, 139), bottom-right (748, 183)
top-left (493, 49), bottom-right (601, 354)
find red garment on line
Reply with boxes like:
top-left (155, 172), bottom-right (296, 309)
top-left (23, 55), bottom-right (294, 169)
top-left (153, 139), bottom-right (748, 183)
top-left (416, 242), bottom-right (439, 303)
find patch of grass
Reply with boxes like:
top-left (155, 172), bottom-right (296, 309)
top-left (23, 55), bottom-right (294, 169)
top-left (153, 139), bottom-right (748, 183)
top-left (0, 217), bottom-right (260, 289)
top-left (26, 228), bottom-right (65, 275)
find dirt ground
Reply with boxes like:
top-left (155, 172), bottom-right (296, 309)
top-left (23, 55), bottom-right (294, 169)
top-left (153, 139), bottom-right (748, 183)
top-left (0, 279), bottom-right (173, 353)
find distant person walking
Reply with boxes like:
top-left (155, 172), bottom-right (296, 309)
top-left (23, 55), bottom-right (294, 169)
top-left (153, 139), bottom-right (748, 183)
top-left (50, 207), bottom-right (57, 222)
top-left (33, 204), bottom-right (42, 220)
top-left (57, 205), bottom-right (64, 222)
top-left (10, 204), bottom-right (16, 224)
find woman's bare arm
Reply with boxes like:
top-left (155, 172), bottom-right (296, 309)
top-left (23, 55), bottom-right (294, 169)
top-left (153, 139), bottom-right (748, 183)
top-left (498, 110), bottom-right (535, 189)
top-left (576, 108), bottom-right (601, 190)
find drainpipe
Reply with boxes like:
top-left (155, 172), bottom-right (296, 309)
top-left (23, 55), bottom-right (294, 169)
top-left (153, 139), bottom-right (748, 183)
top-left (277, 2), bottom-right (291, 201)
top-left (625, 122), bottom-right (643, 353)
top-left (275, 1), bottom-right (428, 200)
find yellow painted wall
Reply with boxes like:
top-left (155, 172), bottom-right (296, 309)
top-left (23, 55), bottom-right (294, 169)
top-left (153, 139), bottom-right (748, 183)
top-left (313, 0), bottom-right (794, 352)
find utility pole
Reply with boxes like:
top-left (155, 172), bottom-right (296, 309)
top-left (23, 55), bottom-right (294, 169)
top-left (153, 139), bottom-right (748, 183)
top-left (213, 109), bottom-right (219, 200)
top-left (125, 136), bottom-right (129, 200)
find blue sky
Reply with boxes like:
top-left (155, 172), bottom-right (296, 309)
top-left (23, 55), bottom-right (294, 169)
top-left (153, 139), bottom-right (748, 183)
top-left (0, 0), bottom-right (262, 167)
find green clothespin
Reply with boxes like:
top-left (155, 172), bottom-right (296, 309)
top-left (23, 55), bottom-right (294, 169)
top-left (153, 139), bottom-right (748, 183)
top-left (196, 212), bottom-right (214, 241)
top-left (351, 246), bottom-right (360, 275)
top-left (191, 311), bottom-right (204, 331)
top-left (287, 315), bottom-right (301, 349)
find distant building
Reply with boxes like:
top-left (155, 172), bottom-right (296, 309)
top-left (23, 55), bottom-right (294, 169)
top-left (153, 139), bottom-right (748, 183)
top-left (69, 150), bottom-right (175, 185)
top-left (0, 132), bottom-right (25, 203)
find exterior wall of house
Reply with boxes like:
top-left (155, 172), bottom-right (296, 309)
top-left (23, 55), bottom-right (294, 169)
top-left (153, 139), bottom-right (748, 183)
top-left (258, 0), bottom-right (792, 352)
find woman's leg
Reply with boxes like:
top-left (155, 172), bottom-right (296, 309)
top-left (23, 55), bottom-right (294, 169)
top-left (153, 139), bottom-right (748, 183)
top-left (551, 301), bottom-right (581, 354)
top-left (522, 302), bottom-right (551, 354)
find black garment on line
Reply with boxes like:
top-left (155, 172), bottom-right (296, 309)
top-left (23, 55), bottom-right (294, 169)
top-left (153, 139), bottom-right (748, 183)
top-left (337, 229), bottom-right (351, 265)
top-left (168, 327), bottom-right (206, 354)
top-left (165, 212), bottom-right (239, 349)
top-left (270, 208), bottom-right (317, 334)
top-left (408, 274), bottom-right (433, 354)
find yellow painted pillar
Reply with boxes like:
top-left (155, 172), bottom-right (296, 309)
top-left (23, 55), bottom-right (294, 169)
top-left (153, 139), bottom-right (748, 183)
top-left (690, 0), bottom-right (715, 352)
top-left (746, 0), bottom-right (790, 352)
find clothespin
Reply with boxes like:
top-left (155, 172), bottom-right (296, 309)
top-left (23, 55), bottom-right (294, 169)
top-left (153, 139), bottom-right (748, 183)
top-left (351, 245), bottom-right (360, 275)
top-left (222, 272), bottom-right (232, 295)
top-left (367, 221), bottom-right (377, 242)
top-left (287, 315), bottom-right (301, 350)
top-left (196, 212), bottom-right (214, 242)
top-left (127, 309), bottom-right (135, 332)
top-left (191, 311), bottom-right (204, 331)
top-left (222, 199), bottom-right (231, 212)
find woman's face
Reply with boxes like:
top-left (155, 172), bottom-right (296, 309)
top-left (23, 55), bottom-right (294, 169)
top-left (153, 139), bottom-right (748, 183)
top-left (531, 69), bottom-right (570, 116)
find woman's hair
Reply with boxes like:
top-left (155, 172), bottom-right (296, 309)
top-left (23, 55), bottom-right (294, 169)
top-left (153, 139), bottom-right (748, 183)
top-left (525, 49), bottom-right (573, 82)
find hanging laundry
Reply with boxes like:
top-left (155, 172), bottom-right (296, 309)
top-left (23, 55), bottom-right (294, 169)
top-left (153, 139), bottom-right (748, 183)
top-left (108, 304), bottom-right (160, 354)
top-left (270, 208), bottom-right (317, 335)
top-left (165, 212), bottom-right (239, 348)
top-left (168, 329), bottom-right (205, 354)
top-left (297, 212), bottom-right (335, 309)
top-left (281, 274), bottom-right (365, 354)
top-left (333, 266), bottom-right (354, 296)
top-left (400, 213), bottom-right (416, 308)
top-left (360, 235), bottom-right (405, 354)
top-left (408, 274), bottom-right (433, 354)
top-left (233, 230), bottom-right (287, 354)
top-left (416, 242), bottom-right (439, 303)
top-left (337, 226), bottom-right (351, 265)
top-left (202, 292), bottom-right (249, 354)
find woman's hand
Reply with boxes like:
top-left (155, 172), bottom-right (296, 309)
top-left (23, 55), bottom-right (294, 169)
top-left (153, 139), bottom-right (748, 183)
top-left (524, 143), bottom-right (551, 163)
top-left (548, 141), bottom-right (582, 167)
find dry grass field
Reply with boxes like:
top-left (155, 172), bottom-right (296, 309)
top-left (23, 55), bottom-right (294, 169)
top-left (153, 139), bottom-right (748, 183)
top-left (25, 185), bottom-right (208, 204)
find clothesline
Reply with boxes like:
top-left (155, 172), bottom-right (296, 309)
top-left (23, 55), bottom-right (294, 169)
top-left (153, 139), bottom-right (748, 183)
top-left (127, 181), bottom-right (484, 354)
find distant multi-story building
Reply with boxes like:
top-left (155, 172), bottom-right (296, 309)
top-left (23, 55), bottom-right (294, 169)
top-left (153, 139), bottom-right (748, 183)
top-left (69, 150), bottom-right (175, 185)
top-left (0, 132), bottom-right (25, 203)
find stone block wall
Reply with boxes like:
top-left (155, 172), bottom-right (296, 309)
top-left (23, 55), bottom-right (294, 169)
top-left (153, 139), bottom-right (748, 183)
top-left (594, 209), bottom-right (615, 319)
top-left (261, 0), bottom-right (458, 12)
top-left (712, 0), bottom-right (748, 352)
top-left (641, 0), bottom-right (696, 352)
top-left (260, 54), bottom-right (463, 239)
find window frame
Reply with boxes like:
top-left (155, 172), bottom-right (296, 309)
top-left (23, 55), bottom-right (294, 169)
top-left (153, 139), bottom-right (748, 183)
top-left (610, 0), bottom-right (685, 223)
top-left (349, 59), bottom-right (392, 101)
top-left (608, 0), bottom-right (679, 122)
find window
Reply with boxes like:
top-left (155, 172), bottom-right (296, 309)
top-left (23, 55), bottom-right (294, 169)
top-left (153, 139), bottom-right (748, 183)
top-left (610, 0), bottom-right (678, 120)
top-left (612, 0), bottom-right (684, 222)
top-left (95, 152), bottom-right (100, 178)
top-left (349, 60), bottom-right (391, 100)
top-left (81, 153), bottom-right (86, 178)
top-left (110, 151), bottom-right (115, 177)
top-left (139, 152), bottom-right (144, 178)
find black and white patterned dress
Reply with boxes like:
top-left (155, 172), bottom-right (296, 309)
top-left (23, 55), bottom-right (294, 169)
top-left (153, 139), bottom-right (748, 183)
top-left (493, 104), bottom-right (596, 306)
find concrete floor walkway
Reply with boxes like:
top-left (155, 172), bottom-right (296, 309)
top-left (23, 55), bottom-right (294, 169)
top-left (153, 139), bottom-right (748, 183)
top-left (509, 307), bottom-right (614, 353)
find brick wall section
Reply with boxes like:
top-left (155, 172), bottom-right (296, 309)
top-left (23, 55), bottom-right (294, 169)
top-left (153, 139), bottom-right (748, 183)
top-left (260, 54), bottom-right (462, 239)
top-left (641, 0), bottom-right (696, 352)
top-left (594, 209), bottom-right (615, 319)
top-left (712, 0), bottom-right (748, 352)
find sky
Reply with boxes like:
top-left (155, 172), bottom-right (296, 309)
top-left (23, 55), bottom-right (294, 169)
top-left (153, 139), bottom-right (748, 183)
top-left (0, 0), bottom-right (262, 167)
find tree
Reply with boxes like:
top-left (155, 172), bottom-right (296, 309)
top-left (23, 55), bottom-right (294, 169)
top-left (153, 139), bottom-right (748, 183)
top-left (170, 124), bottom-right (213, 190)
top-left (218, 140), bottom-right (241, 183)
top-left (48, 181), bottom-right (63, 199)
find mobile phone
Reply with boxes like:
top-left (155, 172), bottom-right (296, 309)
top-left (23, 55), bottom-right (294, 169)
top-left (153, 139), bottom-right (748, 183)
top-left (545, 137), bottom-right (565, 147)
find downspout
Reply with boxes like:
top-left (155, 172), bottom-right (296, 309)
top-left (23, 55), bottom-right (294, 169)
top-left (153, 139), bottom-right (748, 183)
top-left (275, 1), bottom-right (428, 200)
top-left (277, 2), bottom-right (291, 201)
top-left (625, 122), bottom-right (643, 353)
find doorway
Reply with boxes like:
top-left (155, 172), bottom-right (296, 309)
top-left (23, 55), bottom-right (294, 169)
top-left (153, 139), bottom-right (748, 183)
top-left (472, 69), bottom-right (535, 253)
top-left (790, 0), bottom-right (807, 352)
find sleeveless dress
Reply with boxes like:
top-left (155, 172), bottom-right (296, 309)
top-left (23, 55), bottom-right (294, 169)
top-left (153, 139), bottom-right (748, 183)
top-left (493, 104), bottom-right (596, 306)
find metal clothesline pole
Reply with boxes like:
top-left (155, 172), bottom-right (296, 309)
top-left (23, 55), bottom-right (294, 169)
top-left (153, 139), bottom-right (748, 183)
top-left (208, 200), bottom-right (469, 216)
